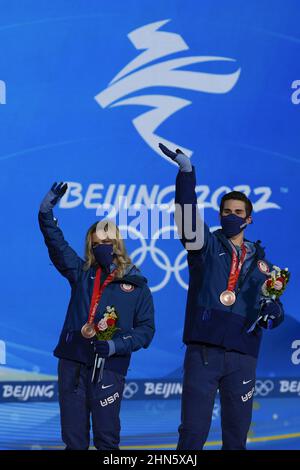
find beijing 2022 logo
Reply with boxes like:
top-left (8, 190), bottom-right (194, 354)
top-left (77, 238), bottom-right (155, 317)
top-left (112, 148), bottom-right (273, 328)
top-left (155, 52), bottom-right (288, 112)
top-left (95, 19), bottom-right (241, 162)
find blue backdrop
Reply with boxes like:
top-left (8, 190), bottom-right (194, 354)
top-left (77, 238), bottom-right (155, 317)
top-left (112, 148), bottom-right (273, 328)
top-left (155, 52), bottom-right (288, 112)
top-left (0, 0), bottom-right (299, 450)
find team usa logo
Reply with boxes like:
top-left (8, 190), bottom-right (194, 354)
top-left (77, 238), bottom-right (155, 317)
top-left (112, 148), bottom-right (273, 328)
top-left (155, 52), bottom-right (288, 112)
top-left (241, 386), bottom-right (255, 403)
top-left (257, 260), bottom-right (270, 274)
top-left (120, 283), bottom-right (135, 292)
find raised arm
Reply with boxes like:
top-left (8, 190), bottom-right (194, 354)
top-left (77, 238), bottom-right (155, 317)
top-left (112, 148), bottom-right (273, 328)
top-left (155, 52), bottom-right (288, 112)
top-left (158, 143), bottom-right (211, 252)
top-left (38, 182), bottom-right (84, 284)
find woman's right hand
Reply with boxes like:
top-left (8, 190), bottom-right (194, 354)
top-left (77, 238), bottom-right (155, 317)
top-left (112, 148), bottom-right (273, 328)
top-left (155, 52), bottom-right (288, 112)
top-left (39, 182), bottom-right (68, 213)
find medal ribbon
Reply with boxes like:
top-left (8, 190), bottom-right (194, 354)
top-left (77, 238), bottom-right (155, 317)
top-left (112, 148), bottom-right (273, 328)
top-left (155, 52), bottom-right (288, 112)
top-left (87, 267), bottom-right (116, 326)
top-left (227, 244), bottom-right (247, 292)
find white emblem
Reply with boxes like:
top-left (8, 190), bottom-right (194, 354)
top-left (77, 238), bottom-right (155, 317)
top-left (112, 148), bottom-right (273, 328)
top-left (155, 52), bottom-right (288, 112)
top-left (95, 19), bottom-right (241, 161)
top-left (257, 260), bottom-right (270, 274)
top-left (102, 384), bottom-right (114, 390)
top-left (120, 283), bottom-right (134, 292)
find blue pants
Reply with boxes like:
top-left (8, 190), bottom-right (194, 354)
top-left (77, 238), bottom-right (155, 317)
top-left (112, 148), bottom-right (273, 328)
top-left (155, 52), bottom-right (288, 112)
top-left (58, 358), bottom-right (125, 450)
top-left (177, 344), bottom-right (257, 450)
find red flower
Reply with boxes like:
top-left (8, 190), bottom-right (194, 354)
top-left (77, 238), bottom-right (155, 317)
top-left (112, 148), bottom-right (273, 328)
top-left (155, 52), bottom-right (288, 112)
top-left (277, 277), bottom-right (284, 284)
top-left (266, 279), bottom-right (273, 288)
top-left (107, 318), bottom-right (116, 327)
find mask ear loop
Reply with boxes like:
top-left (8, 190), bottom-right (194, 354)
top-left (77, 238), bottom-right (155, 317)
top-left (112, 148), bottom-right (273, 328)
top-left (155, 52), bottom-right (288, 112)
top-left (247, 214), bottom-right (254, 225)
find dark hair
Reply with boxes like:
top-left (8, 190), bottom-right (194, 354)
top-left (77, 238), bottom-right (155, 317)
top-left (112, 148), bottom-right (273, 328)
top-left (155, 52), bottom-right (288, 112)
top-left (220, 191), bottom-right (253, 217)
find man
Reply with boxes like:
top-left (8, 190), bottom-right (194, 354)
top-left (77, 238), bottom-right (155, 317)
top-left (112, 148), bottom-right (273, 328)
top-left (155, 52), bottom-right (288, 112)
top-left (159, 143), bottom-right (284, 450)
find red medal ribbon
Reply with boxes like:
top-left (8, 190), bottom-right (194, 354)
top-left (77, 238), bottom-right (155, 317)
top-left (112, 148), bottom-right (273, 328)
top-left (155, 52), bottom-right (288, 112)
top-left (227, 243), bottom-right (247, 292)
top-left (87, 267), bottom-right (116, 327)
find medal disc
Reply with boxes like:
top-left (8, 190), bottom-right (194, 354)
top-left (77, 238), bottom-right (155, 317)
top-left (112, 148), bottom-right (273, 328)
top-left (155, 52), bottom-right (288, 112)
top-left (220, 290), bottom-right (236, 306)
top-left (81, 323), bottom-right (96, 338)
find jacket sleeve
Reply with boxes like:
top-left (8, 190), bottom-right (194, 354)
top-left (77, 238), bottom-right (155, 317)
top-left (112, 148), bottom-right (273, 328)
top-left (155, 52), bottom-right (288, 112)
top-left (38, 209), bottom-right (84, 284)
top-left (112, 284), bottom-right (155, 355)
top-left (271, 299), bottom-right (285, 329)
top-left (175, 166), bottom-right (211, 253)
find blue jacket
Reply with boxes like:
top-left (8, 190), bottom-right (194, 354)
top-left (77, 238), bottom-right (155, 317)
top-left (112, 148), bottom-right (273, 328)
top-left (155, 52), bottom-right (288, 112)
top-left (38, 210), bottom-right (155, 376)
top-left (175, 167), bottom-right (284, 358)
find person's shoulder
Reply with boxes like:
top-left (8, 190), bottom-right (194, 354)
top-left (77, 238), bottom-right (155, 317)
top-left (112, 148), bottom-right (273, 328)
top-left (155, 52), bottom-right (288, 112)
top-left (246, 239), bottom-right (274, 270)
top-left (123, 264), bottom-right (149, 288)
top-left (244, 238), bottom-right (266, 256)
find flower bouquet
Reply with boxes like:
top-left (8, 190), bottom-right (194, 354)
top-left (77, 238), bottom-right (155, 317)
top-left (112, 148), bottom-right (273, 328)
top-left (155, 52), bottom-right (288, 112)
top-left (95, 305), bottom-right (120, 340)
top-left (261, 266), bottom-right (290, 300)
top-left (247, 266), bottom-right (290, 333)
top-left (92, 305), bottom-right (120, 383)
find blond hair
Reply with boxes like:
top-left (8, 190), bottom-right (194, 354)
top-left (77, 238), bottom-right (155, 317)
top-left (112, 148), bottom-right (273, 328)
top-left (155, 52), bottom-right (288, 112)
top-left (83, 219), bottom-right (132, 278)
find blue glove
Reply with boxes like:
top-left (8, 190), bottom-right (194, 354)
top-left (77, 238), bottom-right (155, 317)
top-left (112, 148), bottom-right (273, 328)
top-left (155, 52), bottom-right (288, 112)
top-left (258, 301), bottom-right (282, 329)
top-left (93, 340), bottom-right (115, 358)
top-left (158, 143), bottom-right (192, 172)
top-left (39, 182), bottom-right (68, 213)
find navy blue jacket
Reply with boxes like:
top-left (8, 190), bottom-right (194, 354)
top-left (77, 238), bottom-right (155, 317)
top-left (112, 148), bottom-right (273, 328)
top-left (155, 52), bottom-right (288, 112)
top-left (175, 167), bottom-right (284, 358)
top-left (38, 210), bottom-right (155, 376)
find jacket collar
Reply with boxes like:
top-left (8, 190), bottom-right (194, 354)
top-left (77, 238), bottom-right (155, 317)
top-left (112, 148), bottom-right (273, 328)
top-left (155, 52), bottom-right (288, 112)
top-left (214, 229), bottom-right (265, 259)
top-left (91, 263), bottom-right (147, 287)
top-left (117, 264), bottom-right (147, 287)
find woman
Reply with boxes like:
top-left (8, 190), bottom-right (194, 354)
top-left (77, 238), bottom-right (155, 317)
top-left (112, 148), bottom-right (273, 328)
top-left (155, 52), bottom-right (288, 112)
top-left (38, 182), bottom-right (155, 450)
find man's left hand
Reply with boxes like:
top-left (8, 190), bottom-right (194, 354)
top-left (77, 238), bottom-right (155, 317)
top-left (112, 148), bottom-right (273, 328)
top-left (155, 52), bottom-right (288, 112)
top-left (93, 340), bottom-right (110, 357)
top-left (258, 301), bottom-right (282, 329)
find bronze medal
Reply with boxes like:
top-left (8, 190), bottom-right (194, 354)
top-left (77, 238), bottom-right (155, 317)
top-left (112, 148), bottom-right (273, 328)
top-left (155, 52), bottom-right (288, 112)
top-left (220, 243), bottom-right (247, 308)
top-left (220, 290), bottom-right (236, 306)
top-left (81, 323), bottom-right (96, 338)
top-left (82, 268), bottom-right (117, 340)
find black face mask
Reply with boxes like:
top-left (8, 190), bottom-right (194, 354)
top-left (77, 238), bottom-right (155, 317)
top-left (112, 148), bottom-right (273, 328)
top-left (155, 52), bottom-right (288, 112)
top-left (221, 214), bottom-right (248, 238)
top-left (92, 244), bottom-right (114, 270)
